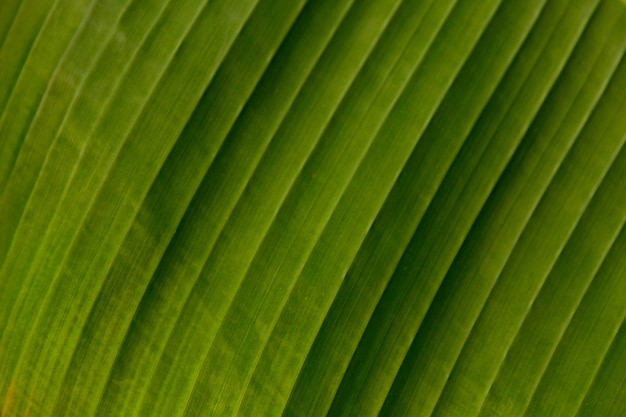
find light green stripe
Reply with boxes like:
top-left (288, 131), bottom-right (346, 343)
top-left (384, 2), bottom-right (626, 416)
top-left (246, 0), bottom-right (524, 415)
top-left (430, 18), bottom-right (626, 417)
top-left (136, 1), bottom-right (409, 416)
top-left (93, 1), bottom-right (359, 417)
top-left (0, 0), bottom-right (206, 396)
top-left (51, 1), bottom-right (308, 416)
top-left (3, 0), bottom-right (261, 415)
top-left (280, 0), bottom-right (550, 414)
top-left (0, 0), bottom-right (98, 185)
top-left (575, 303), bottom-right (626, 416)
top-left (0, 0), bottom-right (22, 53)
top-left (0, 0), bottom-right (56, 115)
top-left (477, 12), bottom-right (626, 417)
top-left (520, 101), bottom-right (626, 417)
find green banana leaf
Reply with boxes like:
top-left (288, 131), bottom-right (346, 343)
top-left (1, 0), bottom-right (626, 415)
